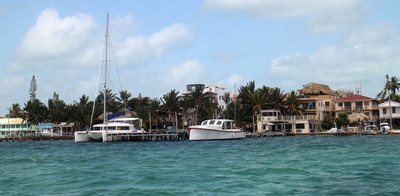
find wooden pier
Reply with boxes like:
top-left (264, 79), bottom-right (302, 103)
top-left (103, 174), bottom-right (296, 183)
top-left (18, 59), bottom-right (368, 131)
top-left (0, 136), bottom-right (74, 142)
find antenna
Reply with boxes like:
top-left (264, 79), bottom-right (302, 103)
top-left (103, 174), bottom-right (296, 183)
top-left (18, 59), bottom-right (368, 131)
top-left (355, 81), bottom-right (361, 95)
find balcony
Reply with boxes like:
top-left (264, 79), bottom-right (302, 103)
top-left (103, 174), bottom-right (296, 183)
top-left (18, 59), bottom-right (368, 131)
top-left (261, 115), bottom-right (319, 122)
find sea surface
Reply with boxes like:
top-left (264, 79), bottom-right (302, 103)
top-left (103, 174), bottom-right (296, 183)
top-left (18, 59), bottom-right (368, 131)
top-left (1, 135), bottom-right (400, 195)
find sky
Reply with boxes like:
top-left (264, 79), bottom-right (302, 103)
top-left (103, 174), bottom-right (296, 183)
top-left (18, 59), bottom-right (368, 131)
top-left (1, 0), bottom-right (400, 116)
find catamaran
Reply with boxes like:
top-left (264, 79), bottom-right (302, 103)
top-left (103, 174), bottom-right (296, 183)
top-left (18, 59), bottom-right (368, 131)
top-left (74, 13), bottom-right (143, 142)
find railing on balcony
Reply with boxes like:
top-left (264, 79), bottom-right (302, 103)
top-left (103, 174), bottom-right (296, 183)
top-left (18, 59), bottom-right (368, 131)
top-left (261, 115), bottom-right (319, 121)
top-left (336, 105), bottom-right (379, 111)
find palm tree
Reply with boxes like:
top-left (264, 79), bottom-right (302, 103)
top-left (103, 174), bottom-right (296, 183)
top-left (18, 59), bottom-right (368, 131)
top-left (377, 74), bottom-right (400, 129)
top-left (148, 98), bottom-right (162, 131)
top-left (377, 74), bottom-right (400, 99)
top-left (183, 85), bottom-right (213, 124)
top-left (48, 92), bottom-right (68, 123)
top-left (239, 82), bottom-right (269, 132)
top-left (161, 90), bottom-right (181, 128)
top-left (24, 99), bottom-right (49, 125)
top-left (264, 86), bottom-right (286, 111)
top-left (6, 103), bottom-right (26, 119)
top-left (116, 90), bottom-right (132, 113)
top-left (96, 89), bottom-right (119, 114)
top-left (72, 94), bottom-right (96, 129)
top-left (284, 91), bottom-right (303, 115)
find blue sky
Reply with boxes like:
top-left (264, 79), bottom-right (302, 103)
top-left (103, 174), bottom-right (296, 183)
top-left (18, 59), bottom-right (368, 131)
top-left (1, 0), bottom-right (400, 116)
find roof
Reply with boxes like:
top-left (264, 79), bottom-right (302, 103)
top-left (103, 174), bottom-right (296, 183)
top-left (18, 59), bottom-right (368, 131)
top-left (299, 83), bottom-right (334, 95)
top-left (336, 94), bottom-right (374, 101)
top-left (35, 123), bottom-right (58, 128)
top-left (379, 101), bottom-right (400, 108)
top-left (0, 118), bottom-right (25, 125)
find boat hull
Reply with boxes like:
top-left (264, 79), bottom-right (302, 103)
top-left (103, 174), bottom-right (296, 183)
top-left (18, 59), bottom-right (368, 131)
top-left (188, 128), bottom-right (245, 141)
top-left (74, 131), bottom-right (103, 142)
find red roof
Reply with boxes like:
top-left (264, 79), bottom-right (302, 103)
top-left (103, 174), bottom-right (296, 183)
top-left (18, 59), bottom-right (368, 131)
top-left (336, 94), bottom-right (373, 101)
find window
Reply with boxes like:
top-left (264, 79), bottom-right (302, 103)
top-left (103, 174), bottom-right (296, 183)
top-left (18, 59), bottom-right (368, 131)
top-left (325, 102), bottom-right (330, 106)
top-left (393, 107), bottom-right (396, 114)
top-left (383, 108), bottom-right (387, 114)
top-left (364, 101), bottom-right (369, 106)
top-left (344, 102), bottom-right (351, 110)
top-left (209, 120), bottom-right (215, 125)
top-left (216, 121), bottom-right (222, 125)
top-left (295, 124), bottom-right (305, 129)
top-left (338, 102), bottom-right (343, 107)
top-left (356, 102), bottom-right (363, 110)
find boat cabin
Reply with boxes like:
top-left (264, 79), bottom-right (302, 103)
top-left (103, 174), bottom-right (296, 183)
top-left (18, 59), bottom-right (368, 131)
top-left (201, 119), bottom-right (234, 130)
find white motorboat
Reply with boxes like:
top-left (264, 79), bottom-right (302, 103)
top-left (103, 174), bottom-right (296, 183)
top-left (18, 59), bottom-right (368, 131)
top-left (187, 119), bottom-right (245, 141)
top-left (74, 118), bottom-right (144, 142)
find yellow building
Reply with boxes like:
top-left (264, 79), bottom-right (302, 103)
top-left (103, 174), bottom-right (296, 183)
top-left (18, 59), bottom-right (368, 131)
top-left (0, 118), bottom-right (35, 138)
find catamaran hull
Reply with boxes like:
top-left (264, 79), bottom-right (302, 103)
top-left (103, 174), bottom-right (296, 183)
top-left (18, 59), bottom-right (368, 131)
top-left (188, 128), bottom-right (245, 141)
top-left (74, 131), bottom-right (102, 142)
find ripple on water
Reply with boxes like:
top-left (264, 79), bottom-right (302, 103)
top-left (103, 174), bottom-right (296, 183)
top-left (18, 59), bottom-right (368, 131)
top-left (1, 136), bottom-right (400, 195)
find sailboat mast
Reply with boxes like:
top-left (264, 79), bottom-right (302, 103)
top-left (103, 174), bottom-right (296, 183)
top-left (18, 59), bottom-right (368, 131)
top-left (103, 13), bottom-right (109, 124)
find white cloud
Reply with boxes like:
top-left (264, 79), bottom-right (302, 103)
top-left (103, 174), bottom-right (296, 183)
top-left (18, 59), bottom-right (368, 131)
top-left (159, 60), bottom-right (205, 86)
top-left (2, 8), bottom-right (196, 115)
top-left (18, 8), bottom-right (97, 61)
top-left (116, 23), bottom-right (194, 65)
top-left (269, 25), bottom-right (400, 97)
top-left (204, 0), bottom-right (368, 33)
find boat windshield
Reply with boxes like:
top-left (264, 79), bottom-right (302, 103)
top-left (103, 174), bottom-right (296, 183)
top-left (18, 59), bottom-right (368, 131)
top-left (223, 121), bottom-right (232, 130)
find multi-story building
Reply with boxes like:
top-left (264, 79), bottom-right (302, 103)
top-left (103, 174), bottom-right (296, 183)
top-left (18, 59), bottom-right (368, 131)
top-left (334, 94), bottom-right (379, 120)
top-left (182, 84), bottom-right (233, 126)
top-left (298, 83), bottom-right (336, 121)
top-left (378, 101), bottom-right (400, 129)
top-left (0, 118), bottom-right (34, 138)
top-left (257, 109), bottom-right (315, 133)
top-left (182, 84), bottom-right (232, 111)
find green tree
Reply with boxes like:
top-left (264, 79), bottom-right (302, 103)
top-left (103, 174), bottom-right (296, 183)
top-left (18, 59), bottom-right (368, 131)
top-left (24, 99), bottom-right (49, 125)
top-left (239, 81), bottom-right (268, 132)
top-left (29, 75), bottom-right (37, 101)
top-left (6, 103), bottom-right (26, 119)
top-left (116, 90), bottom-right (132, 113)
top-left (161, 90), bottom-right (181, 127)
top-left (284, 91), bottom-right (303, 115)
top-left (377, 74), bottom-right (400, 99)
top-left (96, 89), bottom-right (119, 114)
top-left (321, 114), bottom-right (335, 130)
top-left (183, 85), bottom-right (213, 124)
top-left (48, 92), bottom-right (69, 122)
top-left (336, 113), bottom-right (350, 129)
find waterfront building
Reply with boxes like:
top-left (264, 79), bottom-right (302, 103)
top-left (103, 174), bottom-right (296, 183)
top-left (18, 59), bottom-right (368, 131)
top-left (298, 83), bottom-right (336, 122)
top-left (378, 101), bottom-right (400, 129)
top-left (182, 84), bottom-right (233, 125)
top-left (257, 109), bottom-right (316, 133)
top-left (0, 118), bottom-right (34, 138)
top-left (334, 94), bottom-right (379, 120)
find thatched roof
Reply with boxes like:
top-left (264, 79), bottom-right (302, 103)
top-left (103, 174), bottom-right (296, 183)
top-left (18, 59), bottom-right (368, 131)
top-left (348, 113), bottom-right (368, 123)
top-left (299, 83), bottom-right (334, 95)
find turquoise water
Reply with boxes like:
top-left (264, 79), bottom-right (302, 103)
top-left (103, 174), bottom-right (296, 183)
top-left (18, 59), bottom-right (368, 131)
top-left (1, 135), bottom-right (400, 195)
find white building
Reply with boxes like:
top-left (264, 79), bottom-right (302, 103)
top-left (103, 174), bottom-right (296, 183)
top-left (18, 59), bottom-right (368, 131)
top-left (203, 85), bottom-right (232, 111)
top-left (378, 101), bottom-right (400, 129)
top-left (182, 84), bottom-right (232, 111)
top-left (257, 109), bottom-right (315, 133)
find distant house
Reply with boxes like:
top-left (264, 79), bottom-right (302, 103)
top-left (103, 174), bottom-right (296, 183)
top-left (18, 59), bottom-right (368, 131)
top-left (334, 94), bottom-right (379, 120)
top-left (257, 109), bottom-right (316, 133)
top-left (378, 101), bottom-right (400, 129)
top-left (298, 83), bottom-right (336, 121)
top-left (0, 118), bottom-right (34, 138)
